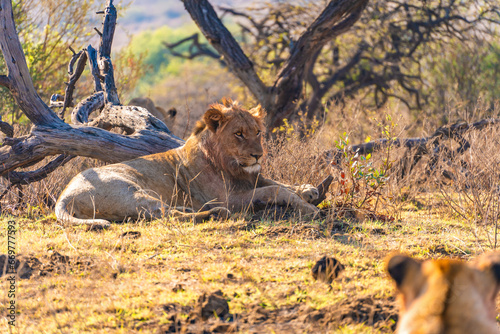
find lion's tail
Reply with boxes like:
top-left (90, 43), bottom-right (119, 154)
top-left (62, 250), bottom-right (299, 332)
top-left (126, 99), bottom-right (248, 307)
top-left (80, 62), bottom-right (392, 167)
top-left (55, 196), bottom-right (111, 229)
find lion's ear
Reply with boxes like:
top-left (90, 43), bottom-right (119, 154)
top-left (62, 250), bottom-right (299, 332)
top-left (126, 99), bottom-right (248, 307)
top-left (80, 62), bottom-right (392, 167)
top-left (250, 105), bottom-right (266, 119)
top-left (221, 97), bottom-right (234, 107)
top-left (473, 251), bottom-right (500, 286)
top-left (204, 107), bottom-right (226, 133)
top-left (387, 255), bottom-right (421, 288)
top-left (387, 254), bottom-right (424, 309)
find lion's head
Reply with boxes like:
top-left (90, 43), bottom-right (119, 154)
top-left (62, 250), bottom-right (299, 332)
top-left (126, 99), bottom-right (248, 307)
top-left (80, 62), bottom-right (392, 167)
top-left (193, 98), bottom-right (266, 181)
top-left (128, 97), bottom-right (177, 131)
top-left (387, 252), bottom-right (500, 333)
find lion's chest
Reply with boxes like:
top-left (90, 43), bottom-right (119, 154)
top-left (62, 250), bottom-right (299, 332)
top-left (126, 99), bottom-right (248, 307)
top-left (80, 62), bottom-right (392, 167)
top-left (123, 152), bottom-right (227, 210)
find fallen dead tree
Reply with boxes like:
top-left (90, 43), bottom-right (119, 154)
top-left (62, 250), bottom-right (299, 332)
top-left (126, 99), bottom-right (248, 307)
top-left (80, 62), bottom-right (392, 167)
top-left (326, 118), bottom-right (500, 181)
top-left (0, 0), bottom-right (184, 201)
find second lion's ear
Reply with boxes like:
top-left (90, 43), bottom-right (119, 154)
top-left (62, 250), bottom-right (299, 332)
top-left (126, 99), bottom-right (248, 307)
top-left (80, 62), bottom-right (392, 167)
top-left (387, 254), bottom-right (422, 288)
top-left (204, 107), bottom-right (226, 133)
top-left (387, 254), bottom-right (424, 310)
top-left (473, 251), bottom-right (500, 286)
top-left (250, 104), bottom-right (266, 119)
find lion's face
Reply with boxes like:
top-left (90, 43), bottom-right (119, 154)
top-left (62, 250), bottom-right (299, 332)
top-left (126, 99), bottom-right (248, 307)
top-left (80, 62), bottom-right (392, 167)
top-left (200, 98), bottom-right (266, 178)
top-left (387, 252), bottom-right (500, 333)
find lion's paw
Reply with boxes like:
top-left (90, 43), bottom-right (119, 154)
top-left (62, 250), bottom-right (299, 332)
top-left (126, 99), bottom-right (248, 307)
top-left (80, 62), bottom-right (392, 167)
top-left (297, 184), bottom-right (320, 203)
top-left (208, 207), bottom-right (231, 220)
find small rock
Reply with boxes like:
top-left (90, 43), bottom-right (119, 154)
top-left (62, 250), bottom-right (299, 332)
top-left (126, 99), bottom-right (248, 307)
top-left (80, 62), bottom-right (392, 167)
top-left (172, 283), bottom-right (185, 292)
top-left (196, 290), bottom-right (230, 321)
top-left (312, 256), bottom-right (345, 284)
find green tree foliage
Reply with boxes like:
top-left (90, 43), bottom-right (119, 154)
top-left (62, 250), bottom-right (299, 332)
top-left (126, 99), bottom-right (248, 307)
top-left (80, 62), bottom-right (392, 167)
top-left (0, 0), bottom-right (98, 123)
top-left (426, 40), bottom-right (500, 122)
top-left (126, 25), bottom-right (201, 89)
top-left (124, 22), bottom-right (237, 96)
top-left (0, 0), bottom-right (147, 123)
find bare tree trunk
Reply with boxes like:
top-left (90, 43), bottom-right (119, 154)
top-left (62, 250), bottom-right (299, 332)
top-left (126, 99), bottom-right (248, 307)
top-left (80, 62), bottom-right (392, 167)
top-left (181, 0), bottom-right (368, 129)
top-left (270, 0), bottom-right (368, 128)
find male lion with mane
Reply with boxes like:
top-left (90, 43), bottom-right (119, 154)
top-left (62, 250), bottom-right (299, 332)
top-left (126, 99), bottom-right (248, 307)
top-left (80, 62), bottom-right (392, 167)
top-left (387, 252), bottom-right (500, 334)
top-left (55, 98), bottom-right (320, 228)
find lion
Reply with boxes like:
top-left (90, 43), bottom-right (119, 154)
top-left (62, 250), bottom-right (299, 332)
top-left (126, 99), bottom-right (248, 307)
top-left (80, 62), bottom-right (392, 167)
top-left (128, 97), bottom-right (177, 132)
top-left (55, 98), bottom-right (320, 228)
top-left (387, 252), bottom-right (500, 333)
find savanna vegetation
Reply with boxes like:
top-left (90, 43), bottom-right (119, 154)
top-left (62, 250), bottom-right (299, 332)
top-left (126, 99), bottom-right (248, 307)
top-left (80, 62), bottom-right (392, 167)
top-left (1, 0), bottom-right (500, 333)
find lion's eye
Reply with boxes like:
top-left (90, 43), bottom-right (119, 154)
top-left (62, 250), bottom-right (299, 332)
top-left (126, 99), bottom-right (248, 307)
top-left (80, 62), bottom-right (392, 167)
top-left (256, 130), bottom-right (261, 137)
top-left (235, 131), bottom-right (244, 138)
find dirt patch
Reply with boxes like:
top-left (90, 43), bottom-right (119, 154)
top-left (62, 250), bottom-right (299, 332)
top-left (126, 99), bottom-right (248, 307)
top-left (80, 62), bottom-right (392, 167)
top-left (194, 290), bottom-right (230, 321)
top-left (325, 296), bottom-right (398, 331)
top-left (263, 223), bottom-right (325, 240)
top-left (0, 254), bottom-right (37, 279)
top-left (121, 231), bottom-right (141, 239)
top-left (239, 296), bottom-right (397, 332)
top-left (261, 220), bottom-right (355, 240)
top-left (0, 251), bottom-right (92, 280)
top-left (160, 293), bottom-right (398, 333)
top-left (4, 251), bottom-right (97, 278)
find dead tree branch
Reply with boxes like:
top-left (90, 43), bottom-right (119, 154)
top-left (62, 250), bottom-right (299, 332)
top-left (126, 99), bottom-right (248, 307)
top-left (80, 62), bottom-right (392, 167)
top-left (6, 154), bottom-right (75, 186)
top-left (59, 50), bottom-right (87, 119)
top-left (0, 75), bottom-right (11, 89)
top-left (0, 0), bottom-right (184, 188)
top-left (0, 115), bottom-right (14, 138)
top-left (348, 119), bottom-right (500, 155)
top-left (164, 33), bottom-right (223, 65)
top-left (183, 0), bottom-right (271, 109)
top-left (86, 45), bottom-right (104, 92)
top-left (97, 0), bottom-right (120, 105)
top-left (0, 0), bottom-right (63, 127)
top-left (71, 91), bottom-right (105, 125)
top-left (180, 0), bottom-right (369, 128)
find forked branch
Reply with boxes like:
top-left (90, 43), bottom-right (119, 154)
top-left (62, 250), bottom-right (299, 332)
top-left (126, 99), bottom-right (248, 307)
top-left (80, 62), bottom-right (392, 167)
top-left (0, 0), bottom-right (183, 188)
top-left (164, 33), bottom-right (222, 63)
top-left (182, 0), bottom-right (270, 107)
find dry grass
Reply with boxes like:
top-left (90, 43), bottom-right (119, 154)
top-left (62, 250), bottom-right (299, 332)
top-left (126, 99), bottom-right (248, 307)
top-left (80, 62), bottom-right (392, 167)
top-left (0, 203), bottom-right (490, 333)
top-left (2, 106), bottom-right (500, 332)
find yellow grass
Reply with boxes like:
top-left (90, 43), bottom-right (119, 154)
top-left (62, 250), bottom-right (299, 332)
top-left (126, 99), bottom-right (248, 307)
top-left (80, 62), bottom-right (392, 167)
top-left (0, 199), bottom-right (493, 333)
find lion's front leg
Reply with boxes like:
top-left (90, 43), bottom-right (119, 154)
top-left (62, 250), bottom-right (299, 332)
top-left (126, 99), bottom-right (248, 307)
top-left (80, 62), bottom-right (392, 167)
top-left (229, 186), bottom-right (319, 216)
top-left (256, 177), bottom-right (320, 204)
top-left (294, 184), bottom-right (320, 203)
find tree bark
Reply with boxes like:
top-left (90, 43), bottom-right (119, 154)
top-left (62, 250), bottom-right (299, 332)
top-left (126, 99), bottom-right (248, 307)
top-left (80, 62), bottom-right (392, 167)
top-left (180, 0), bottom-right (368, 128)
top-left (183, 0), bottom-right (270, 108)
top-left (270, 0), bottom-right (369, 128)
top-left (0, 0), bottom-right (184, 183)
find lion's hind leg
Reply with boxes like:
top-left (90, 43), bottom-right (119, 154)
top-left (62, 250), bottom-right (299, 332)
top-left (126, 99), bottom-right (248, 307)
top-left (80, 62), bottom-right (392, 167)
top-left (132, 194), bottom-right (230, 224)
top-left (169, 207), bottom-right (231, 224)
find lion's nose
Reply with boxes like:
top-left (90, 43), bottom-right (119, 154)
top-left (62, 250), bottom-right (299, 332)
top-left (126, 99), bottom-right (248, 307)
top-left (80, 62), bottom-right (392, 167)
top-left (251, 154), bottom-right (262, 162)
